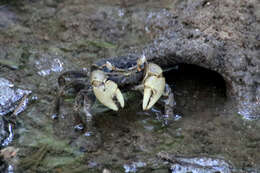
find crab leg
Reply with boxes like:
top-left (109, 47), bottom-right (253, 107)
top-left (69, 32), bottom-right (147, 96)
top-left (51, 70), bottom-right (89, 119)
top-left (163, 83), bottom-right (176, 116)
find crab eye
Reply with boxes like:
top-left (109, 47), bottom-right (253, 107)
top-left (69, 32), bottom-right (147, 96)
top-left (103, 61), bottom-right (114, 72)
top-left (102, 66), bottom-right (112, 72)
top-left (137, 55), bottom-right (147, 71)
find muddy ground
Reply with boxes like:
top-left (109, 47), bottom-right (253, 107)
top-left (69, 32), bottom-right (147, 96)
top-left (0, 0), bottom-right (260, 172)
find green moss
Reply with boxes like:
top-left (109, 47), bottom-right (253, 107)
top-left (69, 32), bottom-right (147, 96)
top-left (0, 59), bottom-right (19, 69)
top-left (43, 156), bottom-right (79, 169)
top-left (19, 144), bottom-right (48, 170)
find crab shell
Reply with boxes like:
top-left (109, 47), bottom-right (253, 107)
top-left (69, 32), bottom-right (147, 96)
top-left (91, 55), bottom-right (145, 87)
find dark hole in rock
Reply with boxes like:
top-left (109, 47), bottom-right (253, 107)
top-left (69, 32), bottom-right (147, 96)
top-left (164, 64), bottom-right (227, 116)
top-left (94, 64), bottom-right (229, 131)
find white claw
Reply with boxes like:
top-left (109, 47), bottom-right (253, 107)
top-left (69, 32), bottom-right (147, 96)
top-left (143, 87), bottom-right (152, 110)
top-left (143, 75), bottom-right (165, 110)
top-left (93, 80), bottom-right (124, 111)
top-left (115, 88), bottom-right (125, 108)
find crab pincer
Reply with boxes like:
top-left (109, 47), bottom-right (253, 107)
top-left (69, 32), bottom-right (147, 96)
top-left (91, 70), bottom-right (124, 111)
top-left (142, 63), bottom-right (166, 110)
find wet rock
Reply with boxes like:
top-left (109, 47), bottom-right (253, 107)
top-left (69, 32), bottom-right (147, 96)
top-left (34, 53), bottom-right (64, 77)
top-left (123, 161), bottom-right (147, 173)
top-left (0, 78), bottom-right (30, 116)
top-left (0, 156), bottom-right (7, 173)
top-left (0, 147), bottom-right (19, 173)
top-left (146, 32), bottom-right (259, 119)
top-left (158, 152), bottom-right (233, 173)
top-left (0, 78), bottom-right (30, 147)
top-left (98, 1), bottom-right (260, 119)
top-left (0, 116), bottom-right (8, 145)
top-left (169, 159), bottom-right (231, 173)
top-left (102, 168), bottom-right (111, 173)
top-left (71, 131), bottom-right (102, 153)
top-left (0, 8), bottom-right (16, 29)
top-left (0, 147), bottom-right (19, 162)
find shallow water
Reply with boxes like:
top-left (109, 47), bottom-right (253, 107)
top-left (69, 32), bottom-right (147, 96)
top-left (3, 62), bottom-right (259, 172)
top-left (0, 0), bottom-right (259, 172)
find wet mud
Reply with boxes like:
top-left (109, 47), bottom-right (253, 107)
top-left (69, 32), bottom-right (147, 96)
top-left (0, 0), bottom-right (259, 172)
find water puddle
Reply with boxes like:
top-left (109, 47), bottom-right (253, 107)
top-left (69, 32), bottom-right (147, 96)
top-left (0, 78), bottom-right (31, 116)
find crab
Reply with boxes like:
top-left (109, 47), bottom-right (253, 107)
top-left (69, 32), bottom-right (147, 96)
top-left (52, 55), bottom-right (175, 125)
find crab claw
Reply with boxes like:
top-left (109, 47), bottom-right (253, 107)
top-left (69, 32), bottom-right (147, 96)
top-left (143, 75), bottom-right (165, 110)
top-left (93, 79), bottom-right (124, 111)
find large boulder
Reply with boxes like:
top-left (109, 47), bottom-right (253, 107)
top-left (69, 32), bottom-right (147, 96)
top-left (103, 0), bottom-right (260, 119)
